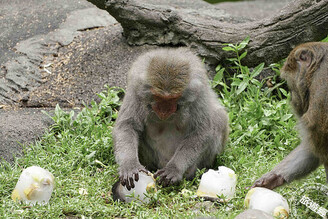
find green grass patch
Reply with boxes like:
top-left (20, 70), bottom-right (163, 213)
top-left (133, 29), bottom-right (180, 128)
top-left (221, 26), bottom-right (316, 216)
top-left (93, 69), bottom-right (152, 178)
top-left (0, 39), bottom-right (327, 218)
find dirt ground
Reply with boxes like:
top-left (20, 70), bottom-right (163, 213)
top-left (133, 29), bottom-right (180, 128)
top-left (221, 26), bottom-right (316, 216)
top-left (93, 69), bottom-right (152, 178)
top-left (22, 25), bottom-right (156, 108)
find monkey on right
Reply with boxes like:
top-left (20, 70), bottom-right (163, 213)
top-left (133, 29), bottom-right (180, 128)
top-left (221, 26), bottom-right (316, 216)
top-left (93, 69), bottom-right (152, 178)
top-left (253, 42), bottom-right (328, 190)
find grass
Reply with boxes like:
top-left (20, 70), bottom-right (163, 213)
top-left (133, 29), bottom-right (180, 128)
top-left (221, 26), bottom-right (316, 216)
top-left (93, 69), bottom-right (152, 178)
top-left (1, 38), bottom-right (327, 218)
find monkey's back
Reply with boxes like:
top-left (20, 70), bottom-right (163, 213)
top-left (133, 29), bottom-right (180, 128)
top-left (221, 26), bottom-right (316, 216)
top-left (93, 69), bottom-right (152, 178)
top-left (307, 44), bottom-right (328, 162)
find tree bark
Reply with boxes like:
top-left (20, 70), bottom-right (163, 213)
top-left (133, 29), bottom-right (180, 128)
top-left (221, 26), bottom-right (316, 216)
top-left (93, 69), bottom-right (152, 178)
top-left (91, 0), bottom-right (328, 67)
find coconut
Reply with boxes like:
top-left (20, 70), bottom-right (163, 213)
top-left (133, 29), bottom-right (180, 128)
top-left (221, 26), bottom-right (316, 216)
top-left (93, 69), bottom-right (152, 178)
top-left (197, 166), bottom-right (237, 200)
top-left (244, 187), bottom-right (289, 218)
top-left (11, 166), bottom-right (55, 205)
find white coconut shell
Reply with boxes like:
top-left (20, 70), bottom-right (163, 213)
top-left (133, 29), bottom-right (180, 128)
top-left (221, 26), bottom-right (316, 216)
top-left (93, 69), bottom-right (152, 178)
top-left (197, 166), bottom-right (237, 200)
top-left (11, 166), bottom-right (55, 205)
top-left (244, 187), bottom-right (289, 218)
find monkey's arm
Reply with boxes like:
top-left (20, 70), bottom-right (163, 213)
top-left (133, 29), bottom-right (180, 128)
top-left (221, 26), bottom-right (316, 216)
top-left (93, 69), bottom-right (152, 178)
top-left (252, 141), bottom-right (320, 189)
top-left (113, 92), bottom-right (147, 190)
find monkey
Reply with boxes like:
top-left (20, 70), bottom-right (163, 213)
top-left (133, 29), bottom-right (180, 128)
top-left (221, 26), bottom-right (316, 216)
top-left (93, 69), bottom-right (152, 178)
top-left (253, 42), bottom-right (328, 190)
top-left (112, 48), bottom-right (229, 190)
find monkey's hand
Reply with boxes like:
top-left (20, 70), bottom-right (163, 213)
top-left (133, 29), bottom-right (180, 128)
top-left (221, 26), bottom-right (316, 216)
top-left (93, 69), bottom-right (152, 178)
top-left (119, 163), bottom-right (148, 190)
top-left (154, 165), bottom-right (183, 187)
top-left (252, 172), bottom-right (286, 190)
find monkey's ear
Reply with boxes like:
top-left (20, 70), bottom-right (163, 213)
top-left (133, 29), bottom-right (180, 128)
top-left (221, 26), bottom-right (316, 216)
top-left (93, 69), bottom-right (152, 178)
top-left (294, 47), bottom-right (313, 67)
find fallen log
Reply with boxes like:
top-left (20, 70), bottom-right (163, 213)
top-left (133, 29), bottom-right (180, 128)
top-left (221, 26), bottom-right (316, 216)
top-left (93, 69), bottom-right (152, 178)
top-left (89, 0), bottom-right (328, 67)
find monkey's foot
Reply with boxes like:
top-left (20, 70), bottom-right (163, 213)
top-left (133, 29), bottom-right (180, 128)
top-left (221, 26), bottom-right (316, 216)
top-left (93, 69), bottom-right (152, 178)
top-left (154, 166), bottom-right (183, 187)
top-left (252, 172), bottom-right (286, 190)
top-left (119, 165), bottom-right (148, 190)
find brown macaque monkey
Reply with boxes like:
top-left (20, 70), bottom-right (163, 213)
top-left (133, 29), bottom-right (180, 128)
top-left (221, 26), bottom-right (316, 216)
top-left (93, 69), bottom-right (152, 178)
top-left (113, 48), bottom-right (229, 190)
top-left (253, 42), bottom-right (328, 190)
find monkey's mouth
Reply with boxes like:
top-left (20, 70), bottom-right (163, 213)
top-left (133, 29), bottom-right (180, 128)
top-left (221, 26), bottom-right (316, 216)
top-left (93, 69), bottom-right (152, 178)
top-left (152, 101), bottom-right (177, 120)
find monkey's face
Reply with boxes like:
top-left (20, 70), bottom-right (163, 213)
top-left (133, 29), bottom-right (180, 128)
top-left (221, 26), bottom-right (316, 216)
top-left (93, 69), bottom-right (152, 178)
top-left (281, 42), bottom-right (327, 117)
top-left (150, 88), bottom-right (182, 120)
top-left (280, 48), bottom-right (303, 115)
top-left (146, 55), bottom-right (190, 120)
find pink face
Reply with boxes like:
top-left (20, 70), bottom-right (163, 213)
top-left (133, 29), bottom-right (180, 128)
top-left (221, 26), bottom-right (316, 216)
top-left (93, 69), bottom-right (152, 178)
top-left (151, 88), bottom-right (181, 120)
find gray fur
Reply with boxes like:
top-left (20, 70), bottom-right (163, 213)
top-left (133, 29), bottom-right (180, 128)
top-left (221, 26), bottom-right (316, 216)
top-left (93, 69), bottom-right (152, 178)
top-left (113, 48), bottom-right (229, 189)
top-left (253, 42), bottom-right (328, 190)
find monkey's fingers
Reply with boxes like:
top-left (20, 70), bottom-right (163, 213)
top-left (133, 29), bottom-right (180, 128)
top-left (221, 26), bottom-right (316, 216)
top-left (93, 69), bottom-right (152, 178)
top-left (252, 178), bottom-right (264, 188)
top-left (134, 167), bottom-right (149, 181)
top-left (159, 173), bottom-right (172, 187)
top-left (119, 175), bottom-right (126, 187)
top-left (165, 173), bottom-right (181, 186)
top-left (252, 173), bottom-right (285, 190)
top-left (139, 169), bottom-right (150, 174)
top-left (134, 172), bottom-right (139, 182)
top-left (119, 174), bottom-right (135, 190)
top-left (154, 169), bottom-right (167, 186)
top-left (128, 176), bottom-right (135, 189)
top-left (123, 176), bottom-right (134, 191)
top-left (162, 178), bottom-right (172, 187)
top-left (154, 169), bottom-right (165, 179)
top-left (158, 175), bottom-right (171, 187)
top-left (155, 169), bottom-right (181, 187)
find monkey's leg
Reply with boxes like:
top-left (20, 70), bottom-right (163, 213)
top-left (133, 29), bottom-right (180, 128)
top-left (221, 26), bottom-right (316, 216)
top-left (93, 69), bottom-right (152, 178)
top-left (252, 142), bottom-right (320, 189)
top-left (154, 134), bottom-right (222, 186)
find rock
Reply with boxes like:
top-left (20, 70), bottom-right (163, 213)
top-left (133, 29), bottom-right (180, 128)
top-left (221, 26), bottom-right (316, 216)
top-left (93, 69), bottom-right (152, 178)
top-left (0, 1), bottom-right (117, 105)
top-left (0, 108), bottom-right (53, 163)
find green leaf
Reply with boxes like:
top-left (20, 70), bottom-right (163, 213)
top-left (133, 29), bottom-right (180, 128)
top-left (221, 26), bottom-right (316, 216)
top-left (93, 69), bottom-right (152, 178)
top-left (212, 67), bottom-right (225, 88)
top-left (239, 36), bottom-right (250, 49)
top-left (241, 66), bottom-right (249, 75)
top-left (281, 114), bottom-right (293, 121)
top-left (279, 88), bottom-right (288, 97)
top-left (236, 80), bottom-right (249, 95)
top-left (222, 46), bottom-right (235, 52)
top-left (213, 68), bottom-right (225, 82)
top-left (227, 58), bottom-right (238, 62)
top-left (86, 151), bottom-right (96, 159)
top-left (251, 79), bottom-right (262, 87)
top-left (97, 92), bottom-right (106, 100)
top-left (239, 50), bottom-right (247, 60)
top-left (215, 64), bottom-right (222, 72)
top-left (251, 63), bottom-right (264, 78)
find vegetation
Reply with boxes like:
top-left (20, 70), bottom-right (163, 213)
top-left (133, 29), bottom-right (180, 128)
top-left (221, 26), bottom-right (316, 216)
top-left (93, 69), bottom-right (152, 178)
top-left (0, 38), bottom-right (327, 218)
